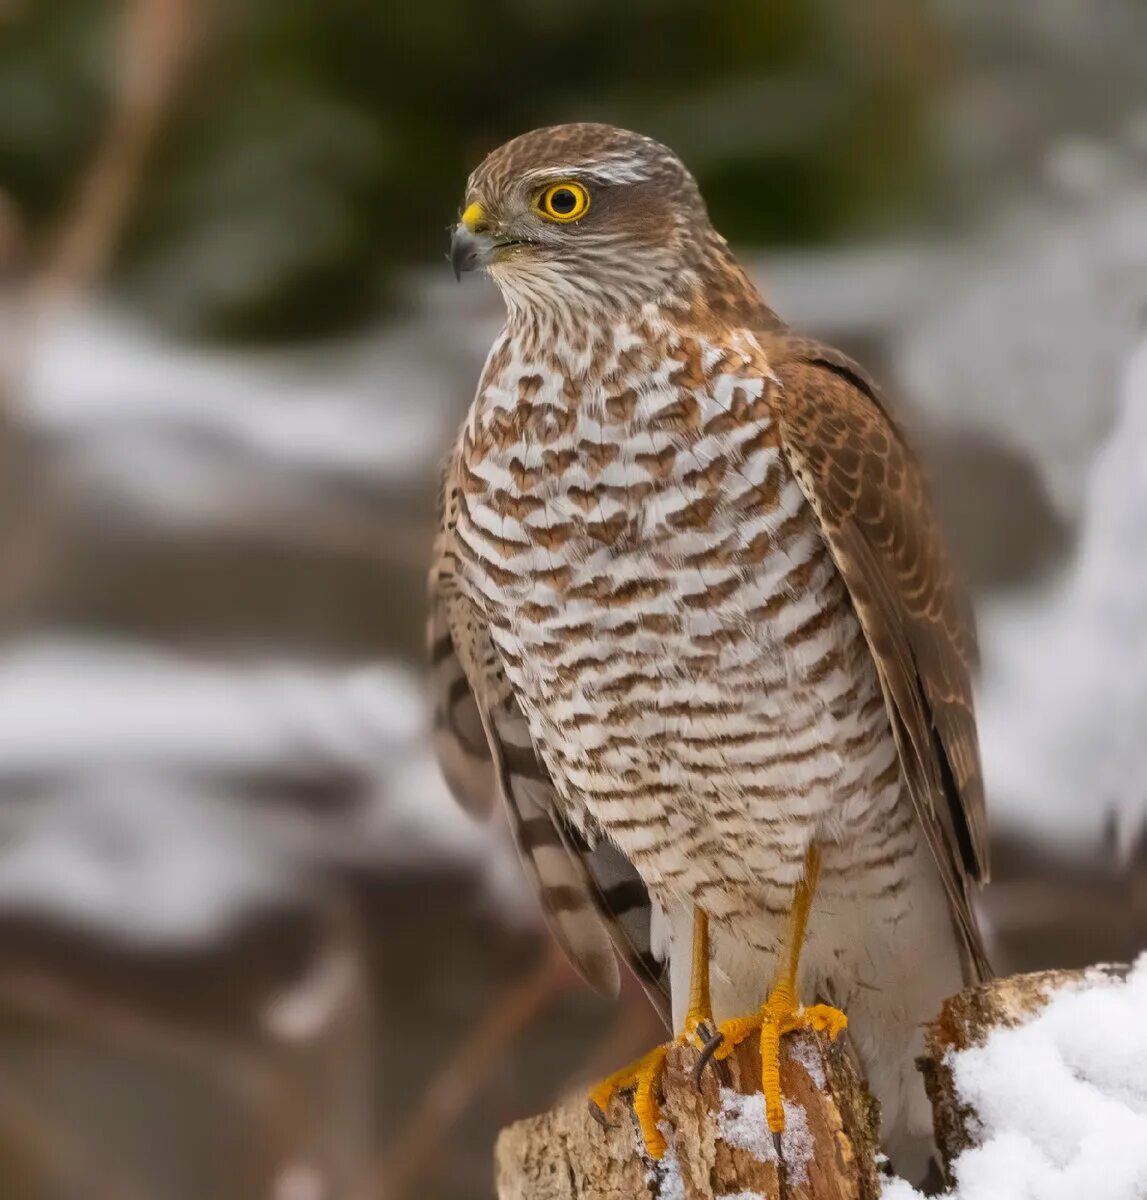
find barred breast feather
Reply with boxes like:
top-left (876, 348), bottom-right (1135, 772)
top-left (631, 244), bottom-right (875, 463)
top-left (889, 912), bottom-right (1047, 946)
top-left (434, 304), bottom-right (989, 997)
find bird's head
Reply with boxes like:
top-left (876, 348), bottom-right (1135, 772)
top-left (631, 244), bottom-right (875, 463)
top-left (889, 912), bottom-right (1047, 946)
top-left (451, 123), bottom-right (735, 318)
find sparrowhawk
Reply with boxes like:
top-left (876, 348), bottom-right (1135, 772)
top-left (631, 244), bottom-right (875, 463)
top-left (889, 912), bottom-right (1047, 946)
top-left (429, 123), bottom-right (989, 1177)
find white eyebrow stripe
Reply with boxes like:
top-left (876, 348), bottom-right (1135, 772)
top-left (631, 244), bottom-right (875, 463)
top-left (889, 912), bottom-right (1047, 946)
top-left (519, 159), bottom-right (655, 187)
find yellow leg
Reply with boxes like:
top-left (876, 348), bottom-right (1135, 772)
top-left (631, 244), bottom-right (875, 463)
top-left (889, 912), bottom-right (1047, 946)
top-left (588, 907), bottom-right (712, 1159)
top-left (711, 847), bottom-right (848, 1135)
top-left (684, 902), bottom-right (712, 1035)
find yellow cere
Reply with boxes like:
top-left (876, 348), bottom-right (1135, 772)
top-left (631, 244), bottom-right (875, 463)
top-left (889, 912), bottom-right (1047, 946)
top-left (536, 181), bottom-right (590, 222)
top-left (461, 202), bottom-right (485, 232)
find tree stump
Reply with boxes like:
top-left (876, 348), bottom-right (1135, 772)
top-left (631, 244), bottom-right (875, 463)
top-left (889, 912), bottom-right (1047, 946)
top-left (495, 1030), bottom-right (881, 1200)
top-left (496, 965), bottom-right (1137, 1198)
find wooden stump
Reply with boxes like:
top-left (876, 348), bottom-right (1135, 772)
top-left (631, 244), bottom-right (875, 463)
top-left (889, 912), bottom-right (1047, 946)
top-left (496, 965), bottom-right (1135, 1198)
top-left (495, 1030), bottom-right (881, 1200)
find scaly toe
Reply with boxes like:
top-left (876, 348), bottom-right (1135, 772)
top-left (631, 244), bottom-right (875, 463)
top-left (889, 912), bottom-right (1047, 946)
top-left (587, 1042), bottom-right (671, 1159)
top-left (631, 1045), bottom-right (670, 1158)
top-left (802, 1003), bottom-right (848, 1040)
top-left (709, 1012), bottom-right (766, 1061)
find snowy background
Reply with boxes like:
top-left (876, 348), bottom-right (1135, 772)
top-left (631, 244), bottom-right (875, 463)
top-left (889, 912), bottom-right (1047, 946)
top-left (1, 2), bottom-right (1146, 1197)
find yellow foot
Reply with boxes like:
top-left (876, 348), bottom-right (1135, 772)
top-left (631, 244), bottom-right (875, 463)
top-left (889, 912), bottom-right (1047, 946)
top-left (709, 984), bottom-right (847, 1135)
top-left (588, 1015), bottom-right (713, 1159)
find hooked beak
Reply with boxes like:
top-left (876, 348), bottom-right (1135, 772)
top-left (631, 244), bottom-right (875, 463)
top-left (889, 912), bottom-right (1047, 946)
top-left (450, 200), bottom-right (493, 281)
top-left (448, 200), bottom-right (527, 279)
top-left (450, 224), bottom-right (492, 281)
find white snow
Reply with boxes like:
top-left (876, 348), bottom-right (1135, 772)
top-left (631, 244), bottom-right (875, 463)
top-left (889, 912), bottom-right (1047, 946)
top-left (0, 779), bottom-right (295, 947)
top-left (0, 637), bottom-right (480, 863)
top-left (787, 1034), bottom-right (826, 1091)
top-left (17, 287), bottom-right (500, 533)
top-left (0, 637), bottom-right (532, 940)
top-left (647, 1137), bottom-right (687, 1200)
top-left (262, 948), bottom-right (358, 1043)
top-left (883, 955), bottom-right (1147, 1199)
top-left (976, 336), bottom-right (1147, 858)
top-left (273, 1163), bottom-right (326, 1200)
top-left (718, 1088), bottom-right (814, 1188)
top-left (898, 188), bottom-right (1147, 518)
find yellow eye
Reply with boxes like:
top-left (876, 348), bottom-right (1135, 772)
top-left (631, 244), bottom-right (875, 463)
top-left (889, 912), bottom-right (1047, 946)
top-left (535, 181), bottom-right (590, 222)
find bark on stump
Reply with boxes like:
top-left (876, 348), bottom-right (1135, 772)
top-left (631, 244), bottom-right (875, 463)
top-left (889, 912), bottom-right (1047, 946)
top-left (495, 1030), bottom-right (881, 1200)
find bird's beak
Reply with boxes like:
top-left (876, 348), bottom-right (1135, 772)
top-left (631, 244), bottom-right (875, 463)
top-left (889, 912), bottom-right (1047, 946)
top-left (450, 201), bottom-right (493, 281)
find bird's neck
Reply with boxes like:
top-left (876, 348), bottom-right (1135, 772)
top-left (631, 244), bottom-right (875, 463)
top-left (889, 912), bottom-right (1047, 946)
top-left (677, 231), bottom-right (783, 335)
top-left (497, 232), bottom-right (780, 374)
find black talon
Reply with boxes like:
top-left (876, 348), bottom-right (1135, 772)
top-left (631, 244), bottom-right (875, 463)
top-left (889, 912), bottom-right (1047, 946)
top-left (693, 1029), bottom-right (726, 1089)
top-left (587, 1099), bottom-right (611, 1130)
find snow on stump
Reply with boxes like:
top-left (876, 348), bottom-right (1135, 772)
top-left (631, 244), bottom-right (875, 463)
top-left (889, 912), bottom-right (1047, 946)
top-left (916, 960), bottom-right (1147, 1198)
top-left (495, 1029), bottom-right (882, 1200)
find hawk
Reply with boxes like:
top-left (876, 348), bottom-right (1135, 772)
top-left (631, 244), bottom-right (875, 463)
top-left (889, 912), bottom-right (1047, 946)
top-left (430, 123), bottom-right (989, 1176)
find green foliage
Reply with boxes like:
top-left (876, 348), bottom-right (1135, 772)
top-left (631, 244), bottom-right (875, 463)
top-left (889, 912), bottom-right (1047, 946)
top-left (0, 0), bottom-right (939, 341)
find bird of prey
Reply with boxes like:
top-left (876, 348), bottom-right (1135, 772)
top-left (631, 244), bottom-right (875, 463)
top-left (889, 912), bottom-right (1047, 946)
top-left (429, 123), bottom-right (989, 1177)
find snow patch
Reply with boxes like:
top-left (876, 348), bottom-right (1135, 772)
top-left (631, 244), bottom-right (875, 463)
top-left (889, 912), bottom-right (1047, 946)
top-left (0, 780), bottom-right (294, 947)
top-left (788, 1033), bottom-right (826, 1090)
top-left (0, 637), bottom-right (534, 940)
top-left (262, 949), bottom-right (357, 1042)
top-left (883, 955), bottom-right (1147, 1199)
top-left (899, 189), bottom-right (1147, 517)
top-left (647, 1133), bottom-right (686, 1200)
top-left (718, 1088), bottom-right (814, 1187)
top-left (976, 337), bottom-right (1147, 857)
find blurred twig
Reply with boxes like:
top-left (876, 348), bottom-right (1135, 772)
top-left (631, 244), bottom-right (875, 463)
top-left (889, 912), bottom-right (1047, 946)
top-left (30, 0), bottom-right (201, 314)
top-left (373, 945), bottom-right (572, 1200)
top-left (0, 971), bottom-right (272, 1111)
top-left (0, 0), bottom-right (203, 625)
top-left (0, 968), bottom-right (341, 1195)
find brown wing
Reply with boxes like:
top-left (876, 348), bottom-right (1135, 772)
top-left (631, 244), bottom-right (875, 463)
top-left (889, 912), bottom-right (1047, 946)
top-left (768, 336), bottom-right (991, 981)
top-left (428, 469), bottom-right (670, 1019)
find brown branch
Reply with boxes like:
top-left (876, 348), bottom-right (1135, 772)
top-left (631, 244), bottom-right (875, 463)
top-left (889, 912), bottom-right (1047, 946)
top-left (0, 971), bottom-right (271, 1106)
top-left (30, 0), bottom-right (201, 313)
top-left (0, 1072), bottom-right (152, 1200)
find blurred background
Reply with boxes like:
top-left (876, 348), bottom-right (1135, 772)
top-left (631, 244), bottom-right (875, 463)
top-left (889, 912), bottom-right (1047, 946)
top-left (0, 1), bottom-right (1145, 1196)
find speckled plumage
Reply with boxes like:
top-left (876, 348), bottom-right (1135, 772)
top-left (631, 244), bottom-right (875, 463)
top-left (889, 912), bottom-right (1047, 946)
top-left (429, 124), bottom-right (989, 1172)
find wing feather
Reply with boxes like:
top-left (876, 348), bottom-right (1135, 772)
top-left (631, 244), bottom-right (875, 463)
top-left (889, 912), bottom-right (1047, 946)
top-left (768, 338), bottom-right (991, 980)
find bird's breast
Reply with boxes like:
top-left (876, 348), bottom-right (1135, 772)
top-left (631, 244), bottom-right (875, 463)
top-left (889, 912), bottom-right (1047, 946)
top-left (451, 324), bottom-right (902, 905)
